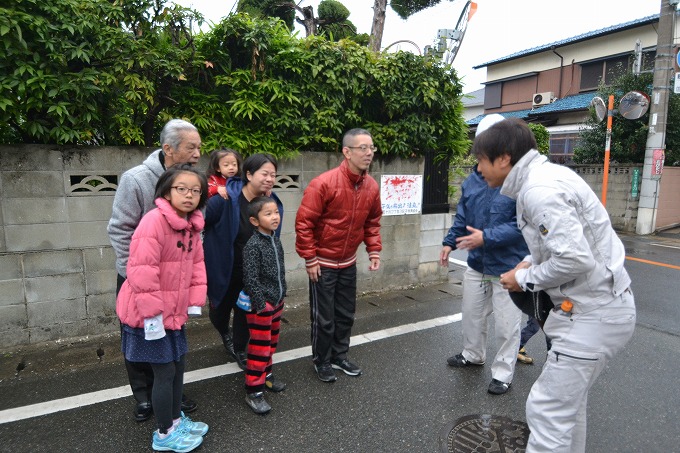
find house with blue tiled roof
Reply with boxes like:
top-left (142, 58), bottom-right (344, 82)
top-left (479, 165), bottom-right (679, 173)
top-left (465, 14), bottom-right (670, 163)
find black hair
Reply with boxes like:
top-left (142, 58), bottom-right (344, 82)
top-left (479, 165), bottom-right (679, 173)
top-left (206, 148), bottom-right (243, 178)
top-left (242, 153), bottom-right (278, 182)
top-left (248, 196), bottom-right (277, 220)
top-left (471, 118), bottom-right (537, 165)
top-left (154, 163), bottom-right (208, 210)
top-left (342, 128), bottom-right (372, 148)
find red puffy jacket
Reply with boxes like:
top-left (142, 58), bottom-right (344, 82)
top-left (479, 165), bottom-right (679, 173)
top-left (295, 159), bottom-right (382, 269)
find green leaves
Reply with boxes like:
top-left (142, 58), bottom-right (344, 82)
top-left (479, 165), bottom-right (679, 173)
top-left (1, 5), bottom-right (468, 161)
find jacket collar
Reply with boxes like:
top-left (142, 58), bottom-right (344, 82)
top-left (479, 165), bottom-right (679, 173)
top-left (340, 159), bottom-right (366, 186)
top-left (154, 197), bottom-right (205, 232)
top-left (143, 149), bottom-right (166, 178)
top-left (500, 149), bottom-right (544, 200)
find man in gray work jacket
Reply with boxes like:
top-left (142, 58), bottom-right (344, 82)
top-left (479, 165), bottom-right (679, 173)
top-left (474, 118), bottom-right (636, 453)
top-left (107, 118), bottom-right (202, 421)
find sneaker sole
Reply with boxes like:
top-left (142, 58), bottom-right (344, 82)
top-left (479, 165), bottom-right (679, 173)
top-left (152, 436), bottom-right (203, 452)
top-left (447, 359), bottom-right (485, 367)
top-left (331, 364), bottom-right (362, 376)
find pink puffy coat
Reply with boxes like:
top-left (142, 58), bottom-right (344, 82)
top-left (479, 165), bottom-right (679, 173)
top-left (116, 197), bottom-right (207, 330)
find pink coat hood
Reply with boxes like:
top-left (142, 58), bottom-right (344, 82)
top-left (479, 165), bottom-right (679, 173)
top-left (116, 198), bottom-right (207, 330)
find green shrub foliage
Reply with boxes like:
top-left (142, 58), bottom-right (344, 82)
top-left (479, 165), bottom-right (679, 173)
top-left (1, 2), bottom-right (468, 160)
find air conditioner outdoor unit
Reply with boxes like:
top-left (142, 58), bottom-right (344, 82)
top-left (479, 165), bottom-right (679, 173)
top-left (532, 91), bottom-right (554, 107)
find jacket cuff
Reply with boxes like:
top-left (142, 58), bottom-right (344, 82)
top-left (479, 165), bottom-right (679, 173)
top-left (188, 306), bottom-right (202, 317)
top-left (305, 257), bottom-right (319, 268)
top-left (515, 268), bottom-right (530, 291)
top-left (368, 252), bottom-right (380, 261)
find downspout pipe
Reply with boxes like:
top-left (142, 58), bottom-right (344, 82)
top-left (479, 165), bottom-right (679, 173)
top-left (552, 46), bottom-right (564, 99)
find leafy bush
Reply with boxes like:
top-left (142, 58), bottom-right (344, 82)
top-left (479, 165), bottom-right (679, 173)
top-left (0, 0), bottom-right (204, 146)
top-left (1, 4), bottom-right (468, 161)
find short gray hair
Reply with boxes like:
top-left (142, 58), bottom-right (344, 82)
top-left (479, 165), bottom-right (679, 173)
top-left (342, 128), bottom-right (372, 147)
top-left (160, 119), bottom-right (198, 150)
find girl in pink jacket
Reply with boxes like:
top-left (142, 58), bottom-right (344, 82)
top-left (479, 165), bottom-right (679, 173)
top-left (116, 164), bottom-right (209, 453)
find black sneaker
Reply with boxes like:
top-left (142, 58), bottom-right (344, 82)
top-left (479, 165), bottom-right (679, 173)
top-left (447, 353), bottom-right (485, 367)
top-left (245, 392), bottom-right (271, 414)
top-left (331, 358), bottom-right (362, 376)
top-left (181, 394), bottom-right (198, 413)
top-left (488, 378), bottom-right (511, 395)
top-left (265, 373), bottom-right (286, 392)
top-left (314, 362), bottom-right (337, 383)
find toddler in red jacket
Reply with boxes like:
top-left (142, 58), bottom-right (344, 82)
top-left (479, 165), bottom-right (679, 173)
top-left (116, 164), bottom-right (209, 452)
top-left (206, 148), bottom-right (242, 199)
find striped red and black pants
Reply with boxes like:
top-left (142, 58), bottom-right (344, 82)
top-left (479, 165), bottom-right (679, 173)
top-left (245, 301), bottom-right (284, 393)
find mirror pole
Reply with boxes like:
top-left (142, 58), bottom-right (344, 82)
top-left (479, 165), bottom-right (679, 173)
top-left (602, 94), bottom-right (615, 207)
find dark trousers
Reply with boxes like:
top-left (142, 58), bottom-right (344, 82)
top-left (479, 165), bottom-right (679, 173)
top-left (245, 301), bottom-right (283, 393)
top-left (209, 270), bottom-right (249, 352)
top-left (118, 273), bottom-right (154, 404)
top-left (150, 355), bottom-right (185, 432)
top-left (309, 265), bottom-right (357, 365)
top-left (520, 316), bottom-right (552, 351)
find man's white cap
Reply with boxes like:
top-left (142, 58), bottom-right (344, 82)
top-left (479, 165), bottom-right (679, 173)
top-left (475, 114), bottom-right (505, 137)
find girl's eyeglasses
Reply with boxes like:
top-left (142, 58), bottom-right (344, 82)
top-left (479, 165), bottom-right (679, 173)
top-left (172, 186), bottom-right (202, 196)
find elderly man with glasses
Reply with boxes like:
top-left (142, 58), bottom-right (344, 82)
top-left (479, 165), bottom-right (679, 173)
top-left (108, 118), bottom-right (202, 422)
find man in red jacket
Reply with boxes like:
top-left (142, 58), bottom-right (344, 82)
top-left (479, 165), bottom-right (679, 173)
top-left (295, 128), bottom-right (383, 383)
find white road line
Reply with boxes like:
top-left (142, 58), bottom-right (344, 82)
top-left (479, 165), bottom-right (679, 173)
top-left (650, 242), bottom-right (680, 250)
top-left (0, 313), bottom-right (462, 425)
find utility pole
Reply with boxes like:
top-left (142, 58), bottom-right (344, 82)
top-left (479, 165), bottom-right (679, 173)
top-left (636, 0), bottom-right (676, 234)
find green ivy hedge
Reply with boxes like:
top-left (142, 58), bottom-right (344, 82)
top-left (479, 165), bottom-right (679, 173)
top-left (1, 2), bottom-right (468, 160)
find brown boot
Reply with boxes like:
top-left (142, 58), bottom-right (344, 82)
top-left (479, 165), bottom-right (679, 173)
top-left (517, 347), bottom-right (534, 364)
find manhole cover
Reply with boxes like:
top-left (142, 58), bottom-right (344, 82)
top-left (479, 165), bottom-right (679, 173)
top-left (439, 414), bottom-right (530, 453)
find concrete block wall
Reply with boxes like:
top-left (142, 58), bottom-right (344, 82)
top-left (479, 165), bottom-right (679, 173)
top-left (570, 165), bottom-right (641, 232)
top-left (0, 146), bottom-right (450, 347)
top-left (448, 164), bottom-right (644, 233)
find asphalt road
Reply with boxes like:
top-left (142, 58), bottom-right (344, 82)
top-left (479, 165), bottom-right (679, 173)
top-left (0, 232), bottom-right (678, 452)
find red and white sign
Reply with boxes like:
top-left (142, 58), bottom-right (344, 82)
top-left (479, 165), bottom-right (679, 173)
top-left (380, 175), bottom-right (422, 216)
top-left (652, 149), bottom-right (665, 177)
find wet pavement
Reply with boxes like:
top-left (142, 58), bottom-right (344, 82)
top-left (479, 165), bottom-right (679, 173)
top-left (0, 231), bottom-right (679, 452)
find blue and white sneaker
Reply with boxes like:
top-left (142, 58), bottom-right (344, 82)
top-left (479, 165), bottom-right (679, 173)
top-left (152, 427), bottom-right (203, 452)
top-left (178, 411), bottom-right (209, 436)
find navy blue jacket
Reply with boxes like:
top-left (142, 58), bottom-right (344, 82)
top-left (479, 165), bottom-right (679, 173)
top-left (442, 166), bottom-right (528, 276)
top-left (203, 177), bottom-right (283, 305)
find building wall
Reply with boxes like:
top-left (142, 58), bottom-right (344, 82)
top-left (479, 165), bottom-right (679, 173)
top-left (656, 166), bottom-right (680, 229)
top-left (485, 24), bottom-right (661, 83)
top-left (0, 146), bottom-right (449, 348)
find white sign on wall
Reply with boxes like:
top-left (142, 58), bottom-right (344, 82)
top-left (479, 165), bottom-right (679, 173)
top-left (380, 175), bottom-right (422, 216)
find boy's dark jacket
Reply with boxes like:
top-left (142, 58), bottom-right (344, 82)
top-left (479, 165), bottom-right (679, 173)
top-left (203, 177), bottom-right (284, 306)
top-left (243, 230), bottom-right (287, 312)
